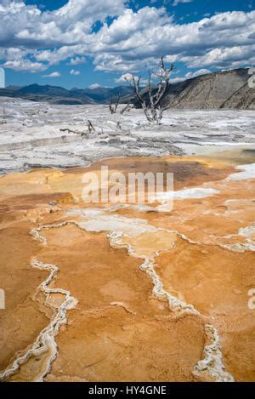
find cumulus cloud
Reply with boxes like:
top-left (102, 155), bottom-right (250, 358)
top-left (89, 83), bottom-right (101, 89)
top-left (116, 73), bottom-right (134, 83)
top-left (3, 59), bottom-right (46, 72)
top-left (185, 68), bottom-right (211, 79)
top-left (70, 56), bottom-right (86, 65)
top-left (0, 0), bottom-right (125, 48)
top-left (0, 1), bottom-right (254, 77)
top-left (116, 73), bottom-right (149, 87)
top-left (70, 69), bottom-right (80, 75)
top-left (172, 0), bottom-right (193, 6)
top-left (171, 68), bottom-right (210, 83)
top-left (92, 9), bottom-right (255, 72)
top-left (182, 45), bottom-right (255, 69)
top-left (43, 71), bottom-right (61, 78)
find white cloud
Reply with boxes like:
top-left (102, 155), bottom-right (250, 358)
top-left (0, 1), bottom-right (254, 76)
top-left (70, 56), bottom-right (86, 65)
top-left (116, 73), bottom-right (150, 86)
top-left (89, 83), bottom-right (101, 89)
top-left (182, 45), bottom-right (255, 68)
top-left (173, 0), bottom-right (193, 6)
top-left (54, 0), bottom-right (125, 24)
top-left (0, 0), bottom-right (125, 47)
top-left (43, 71), bottom-right (61, 78)
top-left (171, 76), bottom-right (185, 83)
top-left (116, 73), bottom-right (134, 83)
top-left (70, 69), bottom-right (80, 75)
top-left (171, 68), bottom-right (211, 83)
top-left (91, 9), bottom-right (255, 72)
top-left (185, 68), bottom-right (211, 79)
top-left (3, 59), bottom-right (46, 72)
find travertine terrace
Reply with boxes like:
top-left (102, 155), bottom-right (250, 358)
top-left (0, 100), bottom-right (255, 382)
top-left (0, 154), bottom-right (254, 381)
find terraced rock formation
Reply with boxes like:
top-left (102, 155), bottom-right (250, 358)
top-left (0, 154), bottom-right (254, 381)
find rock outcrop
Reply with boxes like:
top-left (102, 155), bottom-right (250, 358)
top-left (164, 68), bottom-right (254, 110)
top-left (124, 68), bottom-right (255, 110)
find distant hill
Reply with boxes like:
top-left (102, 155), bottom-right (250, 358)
top-left (163, 68), bottom-right (254, 110)
top-left (0, 84), bottom-right (134, 105)
top-left (0, 84), bottom-right (95, 105)
top-left (124, 68), bottom-right (254, 110)
top-left (80, 86), bottom-right (134, 103)
top-left (0, 68), bottom-right (254, 109)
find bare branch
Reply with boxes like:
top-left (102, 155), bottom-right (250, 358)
top-left (87, 120), bottom-right (95, 133)
top-left (109, 92), bottom-right (121, 114)
top-left (107, 56), bottom-right (173, 124)
top-left (126, 56), bottom-right (174, 124)
top-left (120, 103), bottom-right (133, 114)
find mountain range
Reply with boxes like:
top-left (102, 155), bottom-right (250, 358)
top-left (0, 84), bottom-right (134, 105)
top-left (0, 68), bottom-right (254, 109)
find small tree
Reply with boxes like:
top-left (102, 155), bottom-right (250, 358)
top-left (127, 56), bottom-right (174, 124)
top-left (0, 106), bottom-right (7, 124)
top-left (109, 92), bottom-right (133, 116)
top-left (109, 93), bottom-right (121, 114)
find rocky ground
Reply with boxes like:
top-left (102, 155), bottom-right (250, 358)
top-left (0, 97), bottom-right (255, 173)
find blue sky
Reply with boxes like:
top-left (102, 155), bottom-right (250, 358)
top-left (1, 0), bottom-right (255, 88)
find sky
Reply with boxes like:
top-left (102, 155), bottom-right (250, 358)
top-left (0, 0), bottom-right (254, 89)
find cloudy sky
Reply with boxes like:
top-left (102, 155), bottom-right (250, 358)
top-left (0, 0), bottom-right (254, 88)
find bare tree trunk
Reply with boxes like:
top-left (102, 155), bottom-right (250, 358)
top-left (120, 103), bottom-right (133, 114)
top-left (109, 93), bottom-right (120, 114)
top-left (87, 120), bottom-right (95, 133)
top-left (126, 56), bottom-right (174, 124)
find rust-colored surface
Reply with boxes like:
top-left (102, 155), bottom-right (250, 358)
top-left (0, 154), bottom-right (254, 381)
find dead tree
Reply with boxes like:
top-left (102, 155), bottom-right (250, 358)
top-left (0, 106), bottom-right (7, 124)
top-left (120, 103), bottom-right (133, 114)
top-left (109, 92), bottom-right (133, 116)
top-left (87, 120), bottom-right (95, 133)
top-left (109, 93), bottom-right (120, 114)
top-left (127, 57), bottom-right (174, 124)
